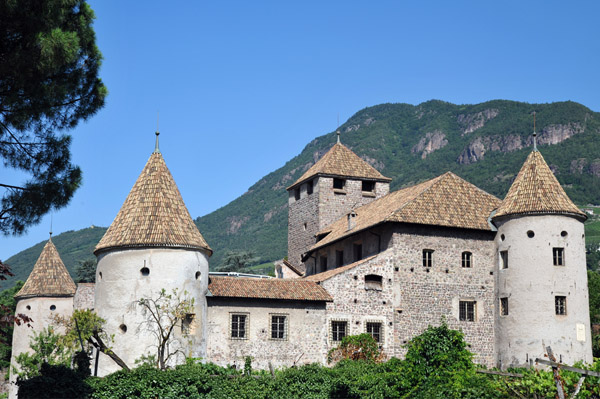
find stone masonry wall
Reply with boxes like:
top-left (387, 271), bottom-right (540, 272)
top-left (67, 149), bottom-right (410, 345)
top-left (206, 298), bottom-right (328, 369)
top-left (390, 225), bottom-right (497, 367)
top-left (288, 178), bottom-right (320, 267)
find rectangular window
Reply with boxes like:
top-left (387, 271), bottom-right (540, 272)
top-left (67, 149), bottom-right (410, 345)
top-left (270, 314), bottom-right (287, 340)
top-left (500, 298), bottom-right (508, 316)
top-left (366, 322), bottom-right (382, 343)
top-left (555, 296), bottom-right (567, 315)
top-left (422, 249), bottom-right (434, 267)
top-left (553, 248), bottom-right (565, 266)
top-left (231, 314), bottom-right (248, 339)
top-left (319, 256), bottom-right (328, 272)
top-left (333, 178), bottom-right (346, 190)
top-left (459, 301), bottom-right (476, 322)
top-left (294, 188), bottom-right (300, 201)
top-left (353, 243), bottom-right (363, 262)
top-left (331, 320), bottom-right (347, 342)
top-left (336, 250), bottom-right (344, 267)
top-left (500, 250), bottom-right (508, 269)
top-left (182, 313), bottom-right (195, 334)
top-left (306, 180), bottom-right (313, 195)
top-left (462, 252), bottom-right (472, 268)
top-left (362, 181), bottom-right (375, 192)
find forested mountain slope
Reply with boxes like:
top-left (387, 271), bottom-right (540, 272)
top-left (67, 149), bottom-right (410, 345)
top-left (4, 100), bottom-right (600, 282)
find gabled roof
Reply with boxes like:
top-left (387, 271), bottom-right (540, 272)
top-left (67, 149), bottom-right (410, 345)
top-left (304, 255), bottom-right (377, 282)
top-left (310, 172), bottom-right (500, 252)
top-left (282, 259), bottom-right (305, 276)
top-left (95, 152), bottom-right (211, 255)
top-left (493, 151), bottom-right (585, 220)
top-left (15, 239), bottom-right (77, 299)
top-left (208, 276), bottom-right (332, 301)
top-left (288, 143), bottom-right (391, 190)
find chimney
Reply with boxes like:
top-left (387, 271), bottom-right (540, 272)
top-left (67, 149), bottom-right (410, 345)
top-left (347, 211), bottom-right (357, 231)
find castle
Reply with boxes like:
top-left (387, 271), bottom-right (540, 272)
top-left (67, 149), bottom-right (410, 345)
top-left (9, 127), bottom-right (593, 394)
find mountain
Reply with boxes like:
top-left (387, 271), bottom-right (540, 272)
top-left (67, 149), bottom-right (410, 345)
top-left (4, 100), bottom-right (600, 284)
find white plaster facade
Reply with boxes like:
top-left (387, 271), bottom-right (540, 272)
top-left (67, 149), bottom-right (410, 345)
top-left (94, 247), bottom-right (209, 375)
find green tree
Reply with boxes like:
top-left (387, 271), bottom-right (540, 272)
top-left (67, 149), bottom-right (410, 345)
top-left (0, 0), bottom-right (107, 235)
top-left (0, 280), bottom-right (24, 368)
top-left (75, 259), bottom-right (96, 283)
top-left (13, 326), bottom-right (72, 379)
top-left (217, 250), bottom-right (260, 272)
top-left (136, 288), bottom-right (195, 370)
top-left (327, 333), bottom-right (384, 364)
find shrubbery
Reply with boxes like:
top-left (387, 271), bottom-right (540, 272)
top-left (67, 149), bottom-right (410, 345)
top-left (16, 323), bottom-right (600, 398)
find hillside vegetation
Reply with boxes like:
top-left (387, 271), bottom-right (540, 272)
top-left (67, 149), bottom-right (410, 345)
top-left (4, 100), bottom-right (600, 284)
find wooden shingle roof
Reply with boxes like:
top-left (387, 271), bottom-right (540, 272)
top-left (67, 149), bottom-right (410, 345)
top-left (15, 239), bottom-right (76, 299)
top-left (310, 172), bottom-right (500, 252)
top-left (288, 143), bottom-right (391, 190)
top-left (208, 276), bottom-right (332, 301)
top-left (95, 152), bottom-right (211, 254)
top-left (494, 151), bottom-right (585, 220)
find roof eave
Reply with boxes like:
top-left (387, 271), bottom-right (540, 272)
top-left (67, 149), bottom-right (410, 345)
top-left (492, 210), bottom-right (587, 223)
top-left (94, 243), bottom-right (213, 256)
top-left (207, 295), bottom-right (332, 302)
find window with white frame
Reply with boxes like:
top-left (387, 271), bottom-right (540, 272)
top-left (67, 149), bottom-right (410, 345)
top-left (461, 251), bottom-right (472, 268)
top-left (230, 313), bottom-right (248, 339)
top-left (459, 300), bottom-right (476, 322)
top-left (366, 321), bottom-right (382, 343)
top-left (423, 249), bottom-right (434, 267)
top-left (553, 248), bottom-right (565, 266)
top-left (555, 296), bottom-right (567, 315)
top-left (331, 320), bottom-right (347, 342)
top-left (270, 314), bottom-right (287, 340)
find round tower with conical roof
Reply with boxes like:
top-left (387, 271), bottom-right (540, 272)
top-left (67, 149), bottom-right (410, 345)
top-left (492, 149), bottom-right (592, 368)
top-left (93, 135), bottom-right (212, 375)
top-left (10, 238), bottom-right (77, 398)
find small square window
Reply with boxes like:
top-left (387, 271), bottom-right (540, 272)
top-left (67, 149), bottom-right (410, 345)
top-left (459, 301), bottom-right (476, 322)
top-left (365, 274), bottom-right (383, 291)
top-left (423, 249), bottom-right (434, 267)
top-left (331, 320), bottom-right (347, 342)
top-left (500, 298), bottom-right (508, 316)
top-left (500, 250), bottom-right (508, 269)
top-left (231, 313), bottom-right (248, 339)
top-left (270, 314), bottom-right (287, 340)
top-left (462, 252), bottom-right (472, 268)
top-left (366, 322), bottom-right (382, 343)
top-left (553, 248), bottom-right (564, 266)
top-left (333, 178), bottom-right (346, 190)
top-left (555, 296), bottom-right (567, 315)
top-left (362, 181), bottom-right (375, 192)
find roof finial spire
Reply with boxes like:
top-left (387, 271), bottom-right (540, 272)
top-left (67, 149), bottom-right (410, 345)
top-left (49, 213), bottom-right (53, 239)
top-left (336, 114), bottom-right (341, 144)
top-left (533, 111), bottom-right (537, 152)
top-left (154, 111), bottom-right (161, 154)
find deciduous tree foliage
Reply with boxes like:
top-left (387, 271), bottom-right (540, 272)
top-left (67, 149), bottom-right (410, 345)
top-left (0, 0), bottom-right (107, 235)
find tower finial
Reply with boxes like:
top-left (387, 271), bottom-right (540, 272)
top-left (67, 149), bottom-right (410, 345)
top-left (533, 111), bottom-right (537, 152)
top-left (336, 130), bottom-right (341, 144)
top-left (154, 111), bottom-right (161, 154)
top-left (49, 213), bottom-right (53, 239)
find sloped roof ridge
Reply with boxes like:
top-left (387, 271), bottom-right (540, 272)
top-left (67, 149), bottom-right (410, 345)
top-left (95, 152), bottom-right (212, 254)
top-left (384, 174), bottom-right (447, 222)
top-left (304, 255), bottom-right (378, 282)
top-left (288, 142), bottom-right (391, 189)
top-left (15, 239), bottom-right (77, 299)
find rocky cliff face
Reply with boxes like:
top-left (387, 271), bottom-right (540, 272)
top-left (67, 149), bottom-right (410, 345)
top-left (457, 109), bottom-right (499, 135)
top-left (458, 123), bottom-right (585, 165)
top-left (412, 130), bottom-right (448, 159)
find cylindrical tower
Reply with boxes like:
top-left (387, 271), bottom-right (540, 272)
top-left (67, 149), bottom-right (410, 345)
top-left (493, 150), bottom-right (592, 368)
top-left (10, 238), bottom-right (76, 399)
top-left (94, 134), bottom-right (211, 376)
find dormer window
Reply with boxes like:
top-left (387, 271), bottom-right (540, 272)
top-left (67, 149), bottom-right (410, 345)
top-left (362, 181), bottom-right (375, 192)
top-left (294, 188), bottom-right (300, 201)
top-left (333, 178), bottom-right (345, 190)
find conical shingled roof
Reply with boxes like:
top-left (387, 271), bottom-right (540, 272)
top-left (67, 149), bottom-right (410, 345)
top-left (493, 151), bottom-right (585, 220)
top-left (15, 239), bottom-right (76, 299)
top-left (288, 143), bottom-right (391, 190)
top-left (94, 152), bottom-right (212, 255)
top-left (310, 172), bottom-right (501, 251)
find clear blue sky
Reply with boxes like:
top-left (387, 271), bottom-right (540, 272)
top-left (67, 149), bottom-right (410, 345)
top-left (2, 0), bottom-right (600, 260)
